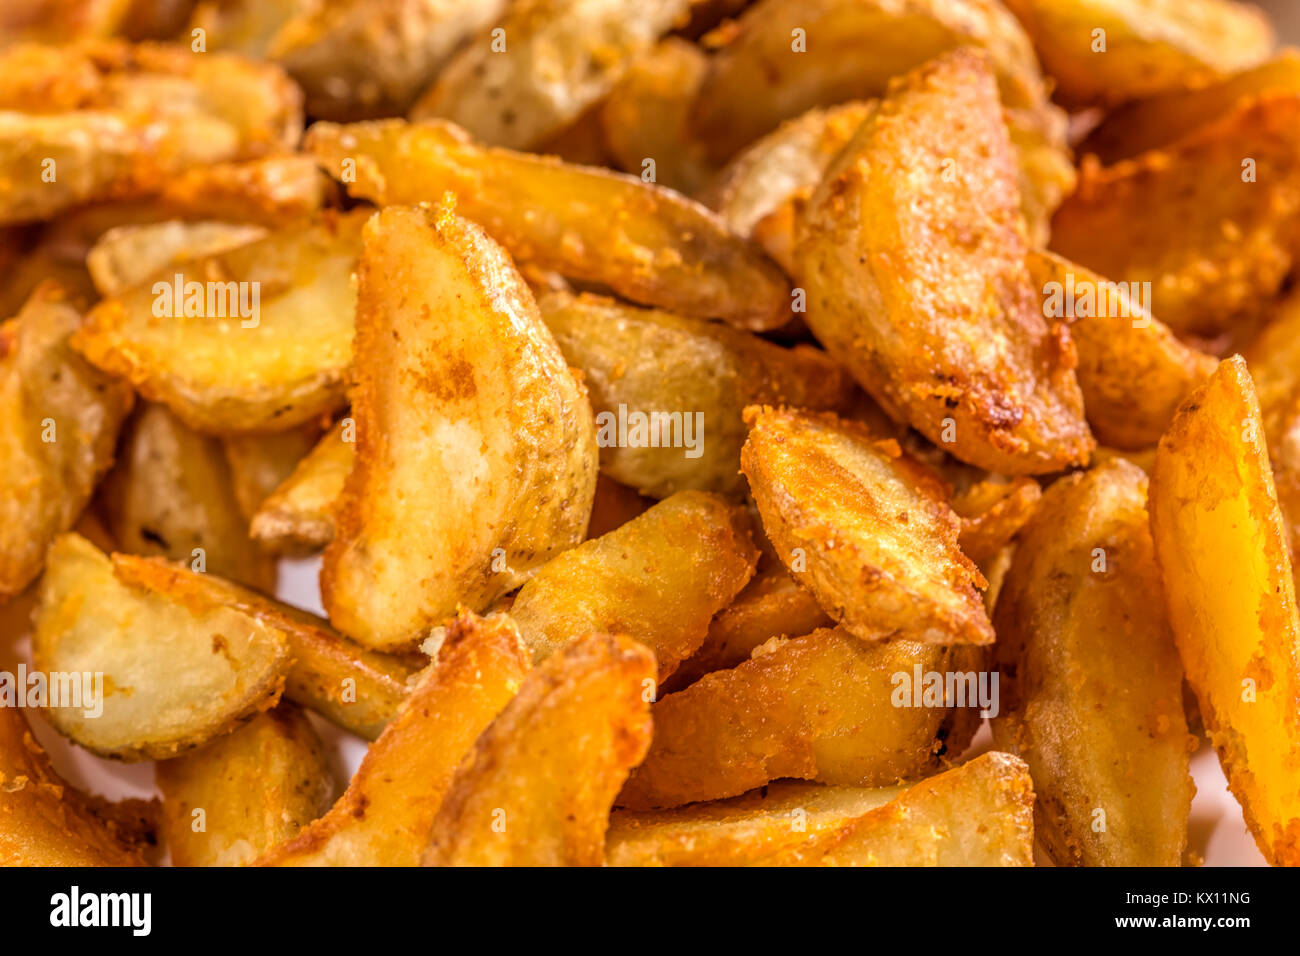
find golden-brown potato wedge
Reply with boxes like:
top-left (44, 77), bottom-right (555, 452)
top-left (690, 0), bottom-right (1046, 162)
top-left (798, 51), bottom-right (1092, 474)
top-left (951, 476), bottom-right (1042, 566)
top-left (120, 0), bottom-right (197, 41)
top-left (306, 119), bottom-right (792, 330)
top-left (144, 154), bottom-right (332, 228)
top-left (321, 204), bottom-right (597, 651)
top-left (1005, 103), bottom-right (1076, 249)
top-left (620, 626), bottom-right (984, 809)
top-left (0, 0), bottom-right (132, 46)
top-left (1081, 51), bottom-right (1300, 163)
top-left (132, 563), bottom-right (419, 740)
top-left (256, 611), bottom-right (529, 866)
top-left (0, 284), bottom-right (133, 600)
top-left (0, 704), bottom-right (154, 866)
top-left (1051, 94), bottom-right (1300, 342)
top-left (74, 211), bottom-right (366, 433)
top-left (410, 0), bottom-right (689, 150)
top-left (157, 703), bottom-right (333, 866)
top-left (599, 38), bottom-right (713, 196)
top-left (1149, 356), bottom-right (1300, 866)
top-left (87, 220), bottom-right (268, 297)
top-left (32, 533), bottom-right (291, 760)
top-left (249, 419), bottom-right (353, 553)
top-left (508, 490), bottom-right (758, 682)
top-left (538, 290), bottom-right (856, 498)
top-left (665, 563), bottom-right (831, 692)
top-left (423, 633), bottom-right (653, 866)
top-left (99, 401), bottom-right (278, 592)
top-left (0, 40), bottom-right (303, 224)
top-left (1001, 0), bottom-right (1274, 107)
top-left (221, 421), bottom-right (322, 520)
top-left (992, 460), bottom-right (1192, 866)
top-left (609, 751), bottom-right (1034, 866)
top-left (1028, 251), bottom-right (1217, 450)
top-left (742, 407), bottom-right (994, 646)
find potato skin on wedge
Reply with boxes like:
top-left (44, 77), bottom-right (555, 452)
top-left (157, 703), bottom-right (334, 867)
top-left (321, 203), bottom-right (598, 650)
top-left (796, 50), bottom-right (1092, 475)
top-left (32, 534), bottom-right (291, 761)
top-left (423, 633), bottom-right (654, 866)
top-left (306, 119), bottom-right (792, 331)
top-left (0, 284), bottom-right (133, 600)
top-left (1149, 357), bottom-right (1300, 866)
top-left (257, 611), bottom-right (529, 867)
top-left (509, 490), bottom-right (758, 682)
top-left (742, 406), bottom-right (993, 646)
top-left (992, 459), bottom-right (1193, 866)
top-left (619, 626), bottom-right (983, 809)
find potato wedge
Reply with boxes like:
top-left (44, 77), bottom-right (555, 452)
top-left (620, 626), bottom-right (984, 809)
top-left (130, 563), bottom-right (419, 740)
top-left (992, 460), bottom-right (1193, 866)
top-left (587, 473), bottom-right (653, 539)
top-left (144, 154), bottom-right (332, 228)
top-left (99, 401), bottom-right (278, 592)
top-left (690, 0), bottom-right (1046, 162)
top-left (609, 751), bottom-right (1033, 866)
top-left (600, 38), bottom-right (713, 195)
top-left (321, 204), bottom-right (597, 650)
top-left (423, 633), bottom-right (654, 866)
top-left (1001, 0), bottom-right (1274, 107)
top-left (1005, 104), bottom-right (1076, 249)
top-left (158, 703), bottom-right (333, 867)
top-left (222, 421), bottom-right (322, 520)
top-left (742, 407), bottom-right (994, 646)
top-left (249, 419), bottom-right (353, 554)
top-left (0, 0), bottom-right (132, 45)
top-left (665, 563), bottom-right (831, 692)
top-left (256, 611), bottom-right (529, 866)
top-left (538, 290), bottom-right (856, 498)
top-left (1028, 251), bottom-right (1217, 450)
top-left (87, 220), bottom-right (269, 297)
top-left (0, 705), bottom-right (154, 866)
top-left (1051, 94), bottom-right (1300, 341)
top-left (951, 475), bottom-right (1042, 566)
top-left (1149, 356), bottom-right (1300, 865)
top-left (508, 490), bottom-right (758, 682)
top-left (32, 533), bottom-right (291, 760)
top-left (74, 210), bottom-right (366, 433)
top-left (0, 284), bottom-right (133, 600)
top-left (0, 40), bottom-right (302, 224)
top-left (306, 119), bottom-right (792, 331)
top-left (410, 0), bottom-right (689, 150)
top-left (797, 51), bottom-right (1092, 475)
top-left (1081, 51), bottom-right (1300, 163)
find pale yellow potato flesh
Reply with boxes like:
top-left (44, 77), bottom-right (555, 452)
top-left (0, 40), bottom-right (303, 224)
top-left (509, 490), bottom-right (758, 682)
top-left (157, 703), bottom-right (334, 866)
top-left (250, 419), bottom-right (354, 554)
top-left (537, 290), bottom-right (857, 498)
top-left (992, 460), bottom-right (1193, 866)
top-left (32, 534), bottom-right (291, 760)
top-left (410, 0), bottom-right (689, 150)
top-left (99, 401), bottom-right (278, 592)
top-left (221, 420), bottom-right (322, 521)
top-left (797, 51), bottom-right (1092, 475)
top-left (1001, 0), bottom-right (1275, 107)
top-left (742, 406), bottom-right (994, 646)
top-left (619, 626), bottom-right (985, 809)
top-left (73, 211), bottom-right (367, 433)
top-left (1028, 250), bottom-right (1217, 450)
top-left (256, 612), bottom-right (529, 866)
top-left (0, 704), bottom-right (155, 866)
top-left (0, 284), bottom-right (133, 600)
top-left (306, 119), bottom-right (792, 331)
top-left (608, 751), bottom-right (1034, 866)
top-left (87, 219), bottom-right (269, 297)
top-left (423, 633), bottom-right (654, 866)
top-left (1149, 356), bottom-right (1300, 866)
top-left (321, 204), bottom-right (597, 651)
